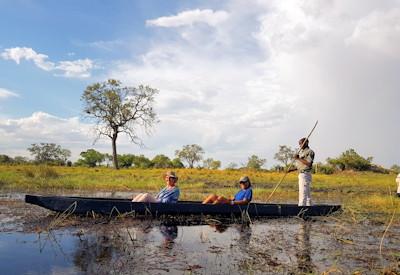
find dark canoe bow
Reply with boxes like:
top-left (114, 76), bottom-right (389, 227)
top-left (25, 195), bottom-right (341, 218)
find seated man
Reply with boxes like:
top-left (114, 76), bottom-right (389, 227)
top-left (132, 171), bottom-right (180, 203)
top-left (202, 176), bottom-right (252, 205)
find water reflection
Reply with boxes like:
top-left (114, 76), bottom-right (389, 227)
top-left (296, 221), bottom-right (313, 272)
top-left (0, 220), bottom-right (358, 274)
top-left (159, 224), bottom-right (178, 249)
top-left (73, 234), bottom-right (114, 273)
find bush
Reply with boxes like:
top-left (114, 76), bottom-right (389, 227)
top-left (327, 149), bottom-right (372, 171)
top-left (313, 163), bottom-right (335, 175)
top-left (37, 166), bottom-right (59, 178)
top-left (21, 167), bottom-right (35, 178)
top-left (21, 166), bottom-right (59, 179)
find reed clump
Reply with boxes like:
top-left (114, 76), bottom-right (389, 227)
top-left (21, 165), bottom-right (59, 179)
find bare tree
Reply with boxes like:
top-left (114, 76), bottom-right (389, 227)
top-left (82, 79), bottom-right (158, 169)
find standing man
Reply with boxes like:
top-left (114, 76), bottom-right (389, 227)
top-left (294, 138), bottom-right (315, 206)
top-left (396, 173), bottom-right (400, 196)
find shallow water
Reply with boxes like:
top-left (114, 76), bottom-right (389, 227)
top-left (0, 192), bottom-right (399, 274)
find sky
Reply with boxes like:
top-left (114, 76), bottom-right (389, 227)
top-left (0, 0), bottom-right (399, 168)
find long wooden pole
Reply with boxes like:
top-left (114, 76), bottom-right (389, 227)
top-left (265, 120), bottom-right (319, 202)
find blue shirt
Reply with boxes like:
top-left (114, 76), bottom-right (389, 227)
top-left (156, 187), bottom-right (180, 203)
top-left (233, 188), bottom-right (252, 202)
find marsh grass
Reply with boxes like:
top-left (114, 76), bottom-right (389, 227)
top-left (1, 165), bottom-right (399, 222)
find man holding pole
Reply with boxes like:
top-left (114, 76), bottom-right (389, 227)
top-left (294, 138), bottom-right (315, 206)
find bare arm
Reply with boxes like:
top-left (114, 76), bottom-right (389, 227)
top-left (295, 156), bottom-right (312, 167)
top-left (231, 198), bottom-right (250, 205)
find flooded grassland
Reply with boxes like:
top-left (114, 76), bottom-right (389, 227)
top-left (0, 193), bottom-right (399, 275)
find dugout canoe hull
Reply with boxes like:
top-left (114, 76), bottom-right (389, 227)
top-left (25, 195), bottom-right (341, 218)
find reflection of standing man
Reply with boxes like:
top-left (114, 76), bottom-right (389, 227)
top-left (296, 222), bottom-right (313, 273)
top-left (294, 138), bottom-right (315, 206)
top-left (396, 173), bottom-right (400, 196)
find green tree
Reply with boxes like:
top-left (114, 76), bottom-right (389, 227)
top-left (152, 154), bottom-right (173, 168)
top-left (327, 149), bottom-right (372, 171)
top-left (132, 154), bottom-right (153, 169)
top-left (203, 158), bottom-right (221, 170)
top-left (171, 158), bottom-right (185, 168)
top-left (76, 149), bottom-right (105, 167)
top-left (274, 145), bottom-right (295, 168)
top-left (117, 154), bottom-right (136, 168)
top-left (246, 155), bottom-right (266, 170)
top-left (82, 79), bottom-right (158, 169)
top-left (27, 143), bottom-right (71, 165)
top-left (0, 154), bottom-right (13, 164)
top-left (13, 156), bottom-right (29, 165)
top-left (390, 164), bottom-right (400, 173)
top-left (175, 144), bottom-right (204, 168)
top-left (226, 162), bottom-right (238, 170)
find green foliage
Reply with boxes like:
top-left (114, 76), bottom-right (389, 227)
top-left (132, 154), bottom-right (153, 169)
top-left (82, 79), bottom-right (159, 169)
top-left (203, 158), bottom-right (221, 170)
top-left (13, 156), bottom-right (29, 165)
top-left (171, 158), bottom-right (184, 168)
top-left (313, 162), bottom-right (335, 175)
top-left (327, 149), bottom-right (372, 171)
top-left (274, 145), bottom-right (295, 168)
top-left (76, 149), bottom-right (105, 167)
top-left (175, 144), bottom-right (204, 168)
top-left (246, 155), bottom-right (266, 170)
top-left (270, 165), bottom-right (284, 172)
top-left (0, 154), bottom-right (13, 164)
top-left (391, 164), bottom-right (400, 173)
top-left (152, 154), bottom-right (173, 168)
top-left (226, 162), bottom-right (238, 170)
top-left (118, 154), bottom-right (136, 168)
top-left (27, 143), bottom-right (71, 165)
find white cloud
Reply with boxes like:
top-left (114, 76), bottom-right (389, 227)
top-left (0, 112), bottom-right (97, 160)
top-left (0, 88), bottom-right (19, 99)
top-left (1, 47), bottom-right (54, 71)
top-left (86, 39), bottom-right (124, 51)
top-left (146, 9), bottom-right (229, 27)
top-left (55, 58), bottom-right (94, 78)
top-left (108, 0), bottom-right (400, 167)
top-left (2, 1), bottom-right (400, 167)
top-left (0, 47), bottom-right (95, 78)
top-left (0, 112), bottom-right (158, 161)
top-left (346, 8), bottom-right (400, 58)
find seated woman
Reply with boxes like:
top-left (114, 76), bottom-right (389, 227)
top-left (132, 171), bottom-right (180, 203)
top-left (202, 176), bottom-right (252, 205)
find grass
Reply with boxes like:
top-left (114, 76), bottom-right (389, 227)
top-left (0, 165), bottom-right (399, 221)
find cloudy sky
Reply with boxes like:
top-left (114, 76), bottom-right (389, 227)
top-left (0, 0), bottom-right (399, 168)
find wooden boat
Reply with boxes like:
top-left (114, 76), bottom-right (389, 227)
top-left (25, 195), bottom-right (341, 218)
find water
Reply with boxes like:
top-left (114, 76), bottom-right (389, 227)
top-left (1, 192), bottom-right (399, 274)
top-left (1, 222), bottom-right (317, 274)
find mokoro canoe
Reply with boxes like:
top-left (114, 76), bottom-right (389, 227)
top-left (25, 195), bottom-right (341, 218)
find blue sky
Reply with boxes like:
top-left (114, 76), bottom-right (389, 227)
top-left (0, 0), bottom-right (198, 118)
top-left (0, 0), bottom-right (399, 167)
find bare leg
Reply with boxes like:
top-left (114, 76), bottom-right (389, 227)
top-left (132, 193), bottom-right (145, 202)
top-left (133, 193), bottom-right (159, 203)
top-left (213, 196), bottom-right (231, 205)
top-left (202, 194), bottom-right (218, 204)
